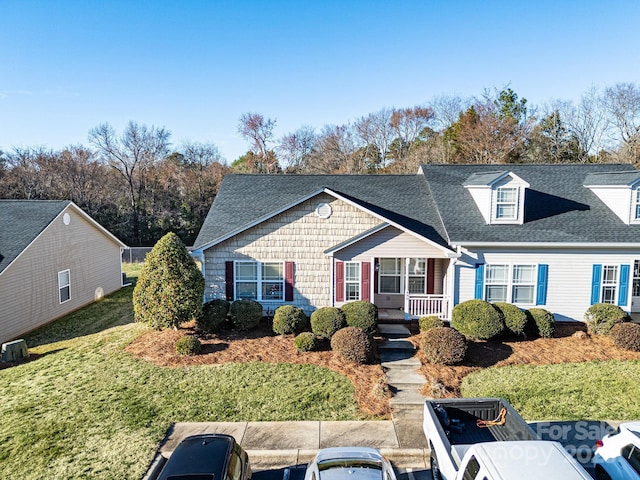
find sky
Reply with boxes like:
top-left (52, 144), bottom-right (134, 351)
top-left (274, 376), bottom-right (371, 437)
top-left (1, 0), bottom-right (639, 162)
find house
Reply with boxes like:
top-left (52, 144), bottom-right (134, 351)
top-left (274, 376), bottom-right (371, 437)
top-left (191, 164), bottom-right (640, 322)
top-left (0, 200), bottom-right (127, 344)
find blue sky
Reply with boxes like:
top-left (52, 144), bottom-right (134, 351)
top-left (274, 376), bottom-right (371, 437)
top-left (1, 0), bottom-right (639, 162)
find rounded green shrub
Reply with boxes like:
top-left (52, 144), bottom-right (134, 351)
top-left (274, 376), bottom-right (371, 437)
top-left (175, 335), bottom-right (202, 356)
top-left (493, 302), bottom-right (528, 337)
top-left (330, 327), bottom-right (375, 364)
top-left (610, 322), bottom-right (640, 351)
top-left (294, 332), bottom-right (319, 352)
top-left (197, 299), bottom-right (230, 333)
top-left (584, 303), bottom-right (630, 335)
top-left (422, 327), bottom-right (467, 365)
top-left (310, 307), bottom-right (346, 338)
top-left (273, 305), bottom-right (308, 335)
top-left (133, 232), bottom-right (205, 330)
top-left (526, 307), bottom-right (555, 338)
top-left (341, 301), bottom-right (378, 335)
top-left (451, 299), bottom-right (505, 340)
top-left (419, 315), bottom-right (444, 332)
top-left (229, 299), bottom-right (263, 331)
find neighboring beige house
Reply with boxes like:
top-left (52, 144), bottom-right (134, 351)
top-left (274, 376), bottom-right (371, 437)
top-left (0, 200), bottom-right (127, 344)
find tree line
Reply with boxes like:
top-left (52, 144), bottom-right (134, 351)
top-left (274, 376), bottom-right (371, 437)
top-left (1, 83), bottom-right (639, 246)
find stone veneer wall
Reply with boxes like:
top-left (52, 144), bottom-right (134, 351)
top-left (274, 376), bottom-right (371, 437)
top-left (203, 193), bottom-right (383, 313)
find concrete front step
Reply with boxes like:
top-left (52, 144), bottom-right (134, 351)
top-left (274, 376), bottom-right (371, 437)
top-left (385, 368), bottom-right (426, 387)
top-left (381, 354), bottom-right (422, 369)
top-left (379, 338), bottom-right (416, 350)
top-left (389, 389), bottom-right (427, 406)
top-left (378, 324), bottom-right (411, 336)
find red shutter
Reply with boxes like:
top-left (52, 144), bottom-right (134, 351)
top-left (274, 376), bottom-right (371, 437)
top-left (335, 261), bottom-right (344, 302)
top-left (285, 261), bottom-right (294, 301)
top-left (225, 261), bottom-right (234, 300)
top-left (427, 258), bottom-right (435, 295)
top-left (361, 262), bottom-right (371, 302)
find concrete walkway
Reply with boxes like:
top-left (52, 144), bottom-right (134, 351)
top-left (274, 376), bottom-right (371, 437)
top-left (379, 323), bottom-right (429, 450)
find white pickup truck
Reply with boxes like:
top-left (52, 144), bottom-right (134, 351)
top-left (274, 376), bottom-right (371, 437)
top-left (423, 398), bottom-right (592, 480)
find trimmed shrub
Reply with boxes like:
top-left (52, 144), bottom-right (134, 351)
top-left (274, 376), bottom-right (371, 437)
top-left (229, 299), bottom-right (263, 331)
top-left (419, 315), bottom-right (444, 332)
top-left (341, 301), bottom-right (378, 335)
top-left (422, 327), bottom-right (468, 365)
top-left (526, 308), bottom-right (555, 338)
top-left (273, 305), bottom-right (308, 335)
top-left (133, 232), bottom-right (205, 330)
top-left (175, 335), bottom-right (202, 356)
top-left (584, 303), bottom-right (630, 335)
top-left (310, 307), bottom-right (347, 338)
top-left (294, 332), bottom-right (319, 352)
top-left (610, 322), bottom-right (640, 352)
top-left (197, 299), bottom-right (230, 333)
top-left (330, 327), bottom-right (375, 364)
top-left (493, 302), bottom-right (528, 337)
top-left (451, 299), bottom-right (505, 340)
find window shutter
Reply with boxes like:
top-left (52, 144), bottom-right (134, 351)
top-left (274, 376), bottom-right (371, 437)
top-left (591, 264), bottom-right (602, 305)
top-left (335, 261), bottom-right (344, 302)
top-left (536, 264), bottom-right (548, 305)
top-left (474, 264), bottom-right (484, 300)
top-left (373, 259), bottom-right (379, 294)
top-left (427, 258), bottom-right (435, 295)
top-left (285, 261), bottom-right (295, 302)
top-left (618, 264), bottom-right (630, 307)
top-left (225, 261), bottom-right (234, 301)
top-left (361, 262), bottom-right (371, 302)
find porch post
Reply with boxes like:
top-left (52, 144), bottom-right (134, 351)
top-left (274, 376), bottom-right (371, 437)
top-left (404, 257), bottom-right (410, 319)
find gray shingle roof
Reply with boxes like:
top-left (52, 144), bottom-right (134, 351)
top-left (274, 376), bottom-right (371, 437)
top-left (462, 171), bottom-right (509, 186)
top-left (420, 163), bottom-right (640, 244)
top-left (583, 171), bottom-right (640, 186)
top-left (193, 174), bottom-right (450, 250)
top-left (0, 200), bottom-right (70, 273)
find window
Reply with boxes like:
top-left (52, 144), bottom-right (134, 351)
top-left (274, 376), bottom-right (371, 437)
top-left (635, 189), bottom-right (640, 221)
top-left (495, 187), bottom-right (518, 220)
top-left (345, 262), bottom-right (360, 301)
top-left (235, 261), bottom-right (283, 301)
top-left (485, 264), bottom-right (536, 304)
top-left (58, 270), bottom-right (70, 303)
top-left (463, 456), bottom-right (481, 480)
top-left (601, 265), bottom-right (619, 304)
top-left (378, 258), bottom-right (426, 294)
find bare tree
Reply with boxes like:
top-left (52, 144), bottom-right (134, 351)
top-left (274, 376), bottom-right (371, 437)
top-left (354, 108), bottom-right (393, 170)
top-left (278, 126), bottom-right (316, 172)
top-left (89, 121), bottom-right (171, 245)
top-left (560, 88), bottom-right (610, 162)
top-left (603, 82), bottom-right (640, 163)
top-left (237, 112), bottom-right (279, 173)
top-left (388, 105), bottom-right (435, 163)
top-left (429, 94), bottom-right (471, 131)
top-left (308, 124), bottom-right (359, 173)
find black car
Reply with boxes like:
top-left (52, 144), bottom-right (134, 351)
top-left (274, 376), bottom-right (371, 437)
top-left (157, 434), bottom-right (252, 480)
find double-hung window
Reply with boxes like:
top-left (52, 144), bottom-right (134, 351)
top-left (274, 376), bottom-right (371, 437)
top-left (58, 269), bottom-right (71, 303)
top-left (634, 189), bottom-right (640, 221)
top-left (601, 265), bottom-right (619, 304)
top-left (379, 258), bottom-right (401, 294)
top-left (235, 261), bottom-right (284, 301)
top-left (485, 264), bottom-right (536, 304)
top-left (345, 262), bottom-right (360, 301)
top-left (495, 187), bottom-right (518, 220)
top-left (378, 258), bottom-right (427, 294)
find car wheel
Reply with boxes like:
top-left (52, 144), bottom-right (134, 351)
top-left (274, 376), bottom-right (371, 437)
top-left (595, 466), bottom-right (613, 480)
top-left (429, 443), bottom-right (442, 480)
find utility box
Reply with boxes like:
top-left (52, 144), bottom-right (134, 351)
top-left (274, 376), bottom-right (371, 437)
top-left (1, 339), bottom-right (29, 362)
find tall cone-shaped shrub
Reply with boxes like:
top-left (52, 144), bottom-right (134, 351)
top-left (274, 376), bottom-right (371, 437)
top-left (133, 232), bottom-right (205, 329)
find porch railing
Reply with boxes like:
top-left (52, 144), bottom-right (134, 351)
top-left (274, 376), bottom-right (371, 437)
top-left (406, 294), bottom-right (449, 319)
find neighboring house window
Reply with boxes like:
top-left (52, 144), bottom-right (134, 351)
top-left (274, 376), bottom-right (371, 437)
top-left (58, 269), bottom-right (70, 303)
top-left (484, 264), bottom-right (536, 304)
top-left (494, 187), bottom-right (518, 220)
top-left (634, 188), bottom-right (640, 221)
top-left (345, 262), bottom-right (360, 301)
top-left (601, 265), bottom-right (619, 304)
top-left (234, 261), bottom-right (283, 301)
top-left (378, 258), bottom-right (426, 294)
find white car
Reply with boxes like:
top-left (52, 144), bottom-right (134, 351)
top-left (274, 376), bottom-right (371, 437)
top-left (303, 447), bottom-right (397, 480)
top-left (593, 421), bottom-right (640, 480)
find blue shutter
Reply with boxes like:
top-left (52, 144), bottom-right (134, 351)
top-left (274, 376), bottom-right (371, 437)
top-left (536, 264), bottom-right (548, 305)
top-left (591, 264), bottom-right (602, 305)
top-left (618, 264), bottom-right (631, 307)
top-left (474, 264), bottom-right (485, 300)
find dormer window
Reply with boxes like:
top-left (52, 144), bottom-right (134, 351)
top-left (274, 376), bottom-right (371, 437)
top-left (634, 189), bottom-right (640, 221)
top-left (495, 187), bottom-right (518, 220)
top-left (583, 171), bottom-right (640, 225)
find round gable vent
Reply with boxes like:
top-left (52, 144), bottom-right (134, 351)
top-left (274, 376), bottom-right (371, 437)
top-left (315, 202), bottom-right (332, 219)
top-left (63, 213), bottom-right (71, 225)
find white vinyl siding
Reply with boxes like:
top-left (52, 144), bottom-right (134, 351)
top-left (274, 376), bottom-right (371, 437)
top-left (345, 261), bottom-right (360, 301)
top-left (457, 248), bottom-right (636, 322)
top-left (235, 261), bottom-right (284, 301)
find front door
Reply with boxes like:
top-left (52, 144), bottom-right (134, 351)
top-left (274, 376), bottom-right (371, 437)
top-left (632, 260), bottom-right (640, 313)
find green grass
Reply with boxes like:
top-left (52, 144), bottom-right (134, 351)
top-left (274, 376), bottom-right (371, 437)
top-left (0, 264), bottom-right (359, 479)
top-left (461, 360), bottom-right (640, 420)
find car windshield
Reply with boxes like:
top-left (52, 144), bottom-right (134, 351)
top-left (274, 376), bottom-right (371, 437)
top-left (317, 459), bottom-right (383, 480)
